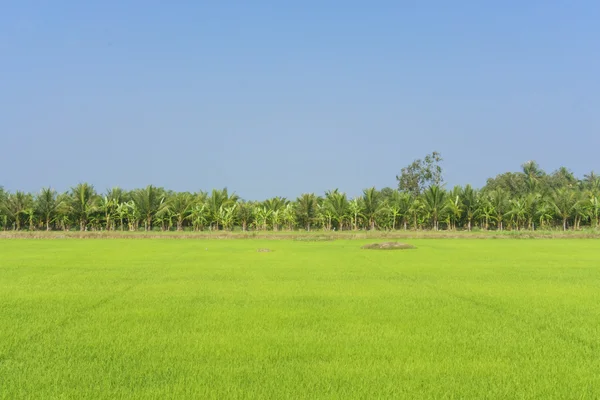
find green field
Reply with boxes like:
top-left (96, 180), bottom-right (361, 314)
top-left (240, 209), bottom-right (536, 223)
top-left (1, 239), bottom-right (599, 399)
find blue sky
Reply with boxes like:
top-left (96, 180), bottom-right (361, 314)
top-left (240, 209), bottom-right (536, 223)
top-left (2, 1), bottom-right (599, 200)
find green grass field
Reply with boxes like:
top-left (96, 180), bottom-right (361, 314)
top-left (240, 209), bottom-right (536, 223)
top-left (1, 239), bottom-right (599, 399)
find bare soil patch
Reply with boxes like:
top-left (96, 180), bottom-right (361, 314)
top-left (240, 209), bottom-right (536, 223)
top-left (361, 242), bottom-right (416, 250)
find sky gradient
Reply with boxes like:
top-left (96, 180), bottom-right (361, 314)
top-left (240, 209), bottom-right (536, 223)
top-left (2, 1), bottom-right (599, 200)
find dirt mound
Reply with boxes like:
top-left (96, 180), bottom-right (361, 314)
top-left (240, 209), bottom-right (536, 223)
top-left (257, 248), bottom-right (273, 253)
top-left (361, 242), bottom-right (415, 250)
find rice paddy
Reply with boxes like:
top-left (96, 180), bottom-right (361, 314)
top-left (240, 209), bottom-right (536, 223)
top-left (1, 238), bottom-right (599, 399)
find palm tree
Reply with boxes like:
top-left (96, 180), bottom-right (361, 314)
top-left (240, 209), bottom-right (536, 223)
top-left (207, 188), bottom-right (239, 230)
top-left (282, 203), bottom-right (296, 231)
top-left (460, 185), bottom-right (478, 231)
top-left (263, 197), bottom-right (288, 231)
top-left (535, 199), bottom-right (553, 229)
top-left (507, 198), bottom-right (527, 230)
top-left (189, 203), bottom-right (208, 231)
top-left (324, 189), bottom-right (349, 230)
top-left (445, 194), bottom-right (462, 230)
top-left (423, 185), bottom-right (447, 231)
top-left (295, 193), bottom-right (318, 231)
top-left (130, 185), bottom-right (166, 231)
top-left (523, 192), bottom-right (542, 230)
top-left (475, 196), bottom-right (495, 230)
top-left (362, 187), bottom-right (381, 230)
top-left (236, 201), bottom-right (254, 231)
top-left (522, 160), bottom-right (545, 193)
top-left (5, 191), bottom-right (34, 230)
top-left (101, 187), bottom-right (125, 231)
top-left (487, 189), bottom-right (509, 231)
top-left (69, 183), bottom-right (97, 231)
top-left (583, 171), bottom-right (600, 194)
top-left (35, 188), bottom-right (61, 231)
top-left (587, 193), bottom-right (600, 228)
top-left (551, 188), bottom-right (576, 231)
top-left (408, 197), bottom-right (425, 230)
top-left (0, 187), bottom-right (7, 230)
top-left (164, 192), bottom-right (194, 231)
top-left (348, 198), bottom-right (363, 230)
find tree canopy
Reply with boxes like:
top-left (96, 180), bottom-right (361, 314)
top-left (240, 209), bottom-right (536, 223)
top-left (1, 154), bottom-right (598, 232)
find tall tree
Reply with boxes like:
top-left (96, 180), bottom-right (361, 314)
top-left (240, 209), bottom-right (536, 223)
top-left (423, 185), bottom-right (447, 231)
top-left (36, 188), bottom-right (61, 231)
top-left (4, 191), bottom-right (33, 230)
top-left (131, 185), bottom-right (166, 231)
top-left (460, 185), bottom-right (478, 231)
top-left (362, 187), bottom-right (381, 230)
top-left (521, 160), bottom-right (546, 193)
top-left (295, 193), bottom-right (318, 231)
top-left (164, 192), bottom-right (194, 231)
top-left (207, 188), bottom-right (239, 230)
top-left (551, 188), bottom-right (576, 231)
top-left (324, 189), bottom-right (349, 230)
top-left (397, 151), bottom-right (443, 196)
top-left (69, 183), bottom-right (97, 231)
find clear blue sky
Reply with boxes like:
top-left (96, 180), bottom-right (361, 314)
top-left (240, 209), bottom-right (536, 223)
top-left (2, 1), bottom-right (599, 200)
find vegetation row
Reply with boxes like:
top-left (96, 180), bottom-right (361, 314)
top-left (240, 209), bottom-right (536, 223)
top-left (1, 153), bottom-right (599, 232)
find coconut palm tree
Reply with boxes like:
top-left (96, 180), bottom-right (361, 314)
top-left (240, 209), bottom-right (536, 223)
top-left (263, 197), bottom-right (288, 231)
top-left (4, 191), bottom-right (34, 230)
top-left (487, 189), bottom-right (509, 231)
top-left (282, 203), bottom-right (296, 231)
top-left (69, 183), bottom-right (98, 231)
top-left (551, 188), bottom-right (576, 231)
top-left (362, 187), bottom-right (381, 230)
top-left (460, 185), bottom-right (478, 231)
top-left (35, 187), bottom-right (62, 231)
top-left (207, 188), bottom-right (239, 230)
top-left (522, 160), bottom-right (545, 193)
top-left (348, 198), bottom-right (363, 230)
top-left (445, 193), bottom-right (462, 230)
top-left (507, 198), bottom-right (527, 230)
top-left (423, 185), bottom-right (447, 231)
top-left (164, 192), bottom-right (194, 231)
top-left (189, 203), bottom-right (208, 231)
top-left (324, 189), bottom-right (349, 230)
top-left (130, 185), bottom-right (166, 231)
top-left (236, 201), bottom-right (254, 231)
top-left (295, 193), bottom-right (318, 231)
top-left (587, 193), bottom-right (600, 228)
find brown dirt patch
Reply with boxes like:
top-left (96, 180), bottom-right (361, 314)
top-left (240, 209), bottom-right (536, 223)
top-left (361, 242), bottom-right (416, 250)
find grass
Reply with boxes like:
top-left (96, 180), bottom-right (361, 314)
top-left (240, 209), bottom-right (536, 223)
top-left (1, 239), bottom-right (599, 399)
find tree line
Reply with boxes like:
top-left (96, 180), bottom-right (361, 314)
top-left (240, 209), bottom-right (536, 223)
top-left (1, 154), bottom-right (599, 232)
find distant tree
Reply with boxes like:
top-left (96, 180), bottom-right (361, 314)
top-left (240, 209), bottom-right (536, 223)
top-left (4, 191), bottom-right (34, 230)
top-left (521, 161), bottom-right (546, 193)
top-left (295, 193), bottom-right (318, 231)
top-left (324, 189), bottom-right (349, 230)
top-left (397, 151), bottom-right (443, 196)
top-left (36, 188), bottom-right (61, 231)
top-left (551, 188), bottom-right (576, 231)
top-left (423, 185), bottom-right (447, 231)
top-left (164, 192), bottom-right (194, 231)
top-left (460, 185), bottom-right (478, 231)
top-left (362, 187), bottom-right (382, 230)
top-left (131, 185), bottom-right (166, 231)
top-left (69, 183), bottom-right (97, 231)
